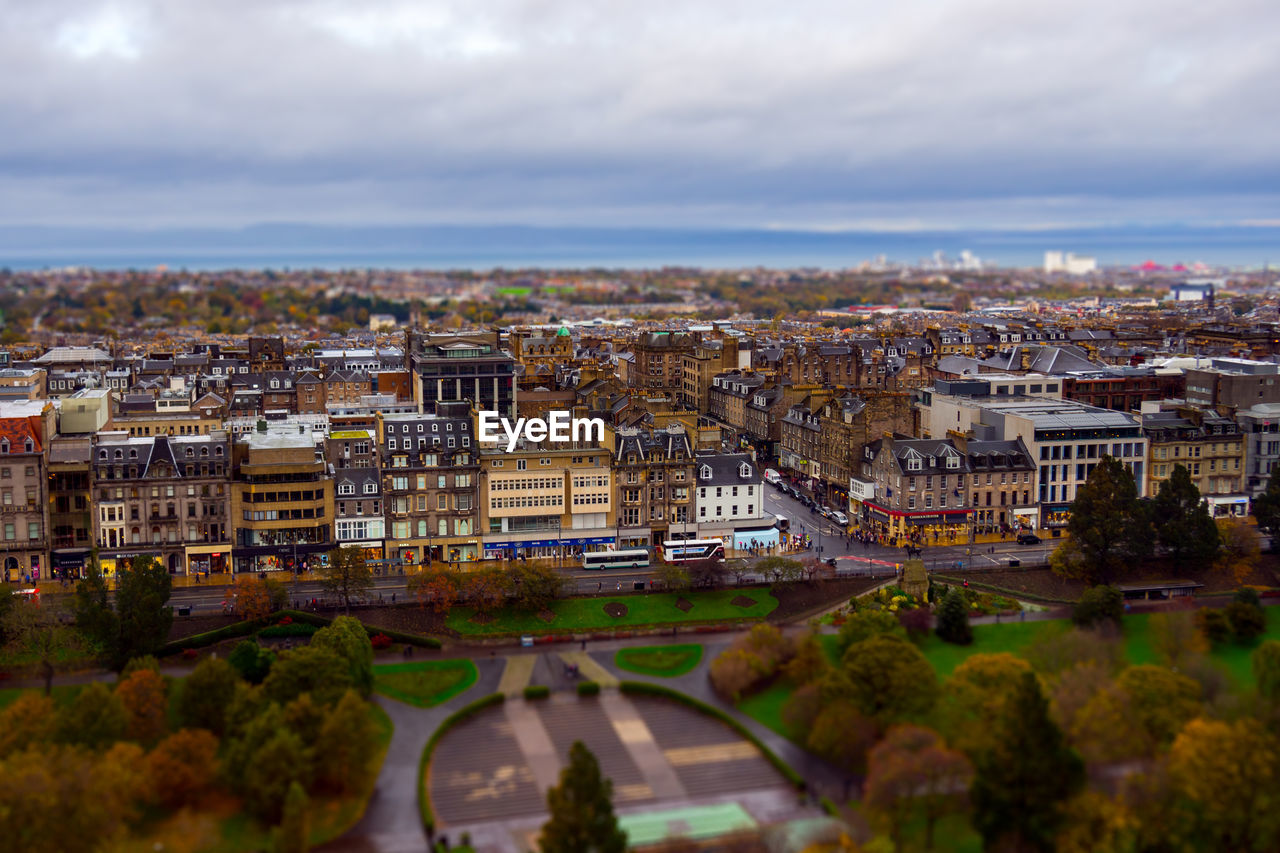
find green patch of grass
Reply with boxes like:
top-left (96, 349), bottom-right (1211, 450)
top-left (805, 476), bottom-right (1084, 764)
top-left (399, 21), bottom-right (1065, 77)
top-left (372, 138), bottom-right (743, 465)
top-left (495, 286), bottom-right (532, 296)
top-left (615, 644), bottom-right (703, 677)
top-left (374, 659), bottom-right (478, 708)
top-left (737, 681), bottom-right (794, 738)
top-left (0, 683), bottom-right (84, 710)
top-left (445, 589), bottom-right (777, 635)
top-left (916, 620), bottom-right (1060, 678)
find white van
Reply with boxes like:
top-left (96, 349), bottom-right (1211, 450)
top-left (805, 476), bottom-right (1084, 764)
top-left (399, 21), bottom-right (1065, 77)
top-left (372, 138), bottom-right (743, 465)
top-left (763, 469), bottom-right (782, 485)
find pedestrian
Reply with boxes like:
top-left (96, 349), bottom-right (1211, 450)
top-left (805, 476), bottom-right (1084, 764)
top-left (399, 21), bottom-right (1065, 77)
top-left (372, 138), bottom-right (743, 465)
top-left (616, 581), bottom-right (621, 591)
top-left (392, 592), bottom-right (396, 604)
top-left (581, 639), bottom-right (586, 651)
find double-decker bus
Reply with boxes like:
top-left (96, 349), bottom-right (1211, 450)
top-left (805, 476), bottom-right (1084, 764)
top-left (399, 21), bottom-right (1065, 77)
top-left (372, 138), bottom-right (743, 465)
top-left (582, 548), bottom-right (651, 571)
top-left (658, 539), bottom-right (726, 563)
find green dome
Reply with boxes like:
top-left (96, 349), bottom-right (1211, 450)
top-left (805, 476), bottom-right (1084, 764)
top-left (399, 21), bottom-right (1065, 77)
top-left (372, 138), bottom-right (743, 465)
top-left (556, 326), bottom-right (571, 336)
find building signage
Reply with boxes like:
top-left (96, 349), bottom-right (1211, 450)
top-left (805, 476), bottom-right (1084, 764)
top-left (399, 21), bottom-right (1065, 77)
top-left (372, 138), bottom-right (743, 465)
top-left (478, 410), bottom-right (605, 452)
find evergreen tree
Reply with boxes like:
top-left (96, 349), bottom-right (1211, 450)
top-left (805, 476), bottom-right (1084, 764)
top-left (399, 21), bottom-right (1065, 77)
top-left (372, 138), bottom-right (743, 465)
top-left (935, 589), bottom-right (973, 646)
top-left (1152, 464), bottom-right (1221, 570)
top-left (273, 781), bottom-right (311, 853)
top-left (538, 741), bottom-right (627, 853)
top-left (77, 557), bottom-right (173, 672)
top-left (1065, 456), bottom-right (1153, 585)
top-left (971, 671), bottom-right (1085, 852)
top-left (1253, 466), bottom-right (1280, 546)
top-left (310, 616), bottom-right (374, 698)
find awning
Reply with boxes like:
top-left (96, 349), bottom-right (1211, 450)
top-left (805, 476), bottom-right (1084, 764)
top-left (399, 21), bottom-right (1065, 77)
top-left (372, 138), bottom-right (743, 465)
top-left (483, 536), bottom-right (616, 551)
top-left (52, 548), bottom-right (91, 569)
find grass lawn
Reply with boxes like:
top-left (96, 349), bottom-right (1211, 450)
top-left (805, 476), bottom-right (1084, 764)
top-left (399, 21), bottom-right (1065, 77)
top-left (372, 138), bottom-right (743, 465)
top-left (374, 659), bottom-right (478, 708)
top-left (737, 681), bottom-right (793, 738)
top-left (445, 589), bottom-right (778, 635)
top-left (0, 683), bottom-right (84, 710)
top-left (615, 644), bottom-right (703, 677)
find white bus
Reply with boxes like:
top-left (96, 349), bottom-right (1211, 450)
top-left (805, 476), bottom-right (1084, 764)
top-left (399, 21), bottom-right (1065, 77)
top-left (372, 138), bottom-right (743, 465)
top-left (659, 539), bottom-right (726, 563)
top-left (582, 548), bottom-right (651, 571)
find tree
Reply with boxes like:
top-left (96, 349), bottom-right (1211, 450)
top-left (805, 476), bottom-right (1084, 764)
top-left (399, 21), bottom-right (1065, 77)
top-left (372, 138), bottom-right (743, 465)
top-left (464, 566), bottom-right (512, 618)
top-left (116, 667), bottom-right (168, 744)
top-left (110, 556), bottom-right (174, 671)
top-left (1071, 585), bottom-right (1124, 629)
top-left (1253, 640), bottom-right (1280, 703)
top-left (835, 634), bottom-right (939, 727)
top-left (938, 653), bottom-right (1032, 758)
top-left (1152, 465), bottom-right (1221, 570)
top-left (1069, 682), bottom-right (1153, 763)
top-left (147, 728), bottom-right (220, 809)
top-left (229, 638), bottom-right (275, 684)
top-left (310, 616), bottom-right (374, 698)
top-left (322, 546), bottom-right (374, 615)
top-left (685, 559), bottom-right (727, 590)
top-left (1115, 664), bottom-right (1202, 746)
top-left (274, 781), bottom-right (311, 853)
top-left (806, 699), bottom-right (879, 774)
top-left (5, 595), bottom-right (79, 695)
top-left (409, 566), bottom-right (460, 615)
top-left (538, 740), bottom-right (628, 853)
top-left (512, 562), bottom-right (567, 612)
top-left (316, 690), bottom-right (378, 795)
top-left (241, 728), bottom-right (314, 822)
top-left (836, 608), bottom-right (906, 657)
top-left (55, 682), bottom-right (127, 749)
top-left (784, 633), bottom-right (830, 686)
top-left (1062, 456), bottom-right (1152, 585)
top-left (935, 589), bottom-right (972, 646)
top-left (970, 671), bottom-right (1084, 852)
top-left (73, 559), bottom-right (115, 656)
top-left (1169, 717), bottom-right (1280, 851)
top-left (0, 692), bottom-right (55, 759)
top-left (263, 645), bottom-right (354, 707)
top-left (177, 657), bottom-right (240, 736)
top-left (1218, 519), bottom-right (1262, 584)
top-left (1149, 610), bottom-right (1208, 668)
top-left (754, 555), bottom-right (804, 584)
top-left (1226, 600), bottom-right (1267, 643)
top-left (231, 573), bottom-right (279, 622)
top-left (1252, 466), bottom-right (1280, 545)
top-left (654, 561), bottom-right (691, 593)
top-left (864, 725), bottom-right (973, 852)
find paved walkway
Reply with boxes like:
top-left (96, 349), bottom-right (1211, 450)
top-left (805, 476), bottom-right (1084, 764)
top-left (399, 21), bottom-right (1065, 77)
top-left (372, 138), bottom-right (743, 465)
top-left (496, 653), bottom-right (537, 696)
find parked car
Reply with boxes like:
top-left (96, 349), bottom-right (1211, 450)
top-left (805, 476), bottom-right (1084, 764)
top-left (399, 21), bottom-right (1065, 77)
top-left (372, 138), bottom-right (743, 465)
top-left (818, 506), bottom-right (833, 518)
top-left (1016, 532), bottom-right (1042, 545)
top-left (830, 510), bottom-right (849, 526)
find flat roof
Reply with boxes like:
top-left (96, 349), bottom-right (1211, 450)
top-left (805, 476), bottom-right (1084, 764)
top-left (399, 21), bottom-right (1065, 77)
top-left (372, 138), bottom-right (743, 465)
top-left (617, 802), bottom-right (756, 847)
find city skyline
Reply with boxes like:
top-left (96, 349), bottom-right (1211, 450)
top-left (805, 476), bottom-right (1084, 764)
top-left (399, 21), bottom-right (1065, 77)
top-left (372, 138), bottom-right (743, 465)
top-left (2, 0), bottom-right (1279, 235)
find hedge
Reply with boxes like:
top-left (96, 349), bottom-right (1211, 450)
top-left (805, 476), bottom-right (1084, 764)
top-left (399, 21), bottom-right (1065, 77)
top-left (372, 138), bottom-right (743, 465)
top-left (576, 681), bottom-right (600, 696)
top-left (160, 619), bottom-right (263, 655)
top-left (419, 693), bottom-right (506, 832)
top-left (619, 681), bottom-right (805, 790)
top-left (257, 623), bottom-right (320, 639)
top-left (523, 685), bottom-right (551, 700)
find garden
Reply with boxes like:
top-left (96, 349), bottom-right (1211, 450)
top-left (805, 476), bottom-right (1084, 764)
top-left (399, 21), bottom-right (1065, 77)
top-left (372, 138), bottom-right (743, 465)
top-left (373, 659), bottom-right (479, 708)
top-left (614, 643), bottom-right (704, 677)
top-left (444, 588), bottom-right (778, 635)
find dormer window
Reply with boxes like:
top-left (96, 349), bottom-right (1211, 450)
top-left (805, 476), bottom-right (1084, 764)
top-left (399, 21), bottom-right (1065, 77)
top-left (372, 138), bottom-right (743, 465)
top-left (739, 463), bottom-right (751, 478)
top-left (23, 439), bottom-right (32, 453)
top-left (700, 465), bottom-right (712, 480)
top-left (907, 458), bottom-right (922, 472)
top-left (946, 456), bottom-right (960, 469)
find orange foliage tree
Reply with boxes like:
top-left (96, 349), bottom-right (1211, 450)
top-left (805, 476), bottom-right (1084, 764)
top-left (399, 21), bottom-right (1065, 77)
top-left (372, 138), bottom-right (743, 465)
top-left (116, 668), bottom-right (168, 745)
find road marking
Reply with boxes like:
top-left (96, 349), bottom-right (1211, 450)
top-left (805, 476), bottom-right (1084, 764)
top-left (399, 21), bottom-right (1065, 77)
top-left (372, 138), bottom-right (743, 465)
top-left (498, 654), bottom-right (538, 696)
top-left (557, 651), bottom-right (619, 687)
top-left (662, 742), bottom-right (760, 765)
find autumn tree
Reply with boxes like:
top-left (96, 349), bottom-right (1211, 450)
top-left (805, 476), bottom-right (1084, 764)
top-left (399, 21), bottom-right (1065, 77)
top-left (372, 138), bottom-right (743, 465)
top-left (938, 653), bottom-right (1032, 758)
top-left (1069, 681), bottom-right (1153, 763)
top-left (1115, 664), bottom-right (1202, 746)
top-left (5, 595), bottom-right (79, 695)
top-left (1254, 640), bottom-right (1280, 703)
top-left (0, 692), bottom-right (55, 759)
top-left (1169, 717), bottom-right (1280, 851)
top-left (241, 728), bottom-right (314, 822)
top-left (784, 632), bottom-right (830, 686)
top-left (263, 645), bottom-right (354, 707)
top-left (322, 546), bottom-right (374, 615)
top-left (1061, 456), bottom-right (1152, 585)
top-left (409, 566), bottom-right (460, 614)
top-left (229, 576), bottom-right (276, 622)
top-left (1152, 464), bottom-right (1221, 570)
top-left (864, 725), bottom-right (972, 852)
top-left (970, 671), bottom-right (1084, 852)
top-left (538, 740), bottom-right (628, 853)
top-left (807, 699), bottom-right (879, 774)
top-left (274, 781), bottom-right (311, 853)
top-left (147, 728), bottom-right (220, 809)
top-left (316, 689), bottom-right (378, 795)
top-left (512, 561), bottom-right (567, 612)
top-left (1149, 610), bottom-right (1208, 668)
top-left (464, 566), bottom-right (512, 618)
top-left (116, 667), bottom-right (169, 744)
top-left (1217, 519), bottom-right (1262, 585)
top-left (1070, 585), bottom-right (1123, 629)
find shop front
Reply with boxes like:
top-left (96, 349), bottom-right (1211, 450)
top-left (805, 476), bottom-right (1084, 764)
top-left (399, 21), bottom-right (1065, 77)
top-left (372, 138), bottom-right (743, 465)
top-left (853, 502), bottom-right (971, 545)
top-left (1042, 504), bottom-right (1072, 529)
top-left (1012, 507), bottom-right (1039, 530)
top-left (482, 534), bottom-right (616, 562)
top-left (99, 551), bottom-right (161, 579)
top-left (185, 544), bottom-right (229, 576)
top-left (733, 524), bottom-right (779, 555)
top-left (52, 548), bottom-right (91, 580)
top-left (232, 542), bottom-right (331, 575)
top-left (1207, 495), bottom-right (1249, 518)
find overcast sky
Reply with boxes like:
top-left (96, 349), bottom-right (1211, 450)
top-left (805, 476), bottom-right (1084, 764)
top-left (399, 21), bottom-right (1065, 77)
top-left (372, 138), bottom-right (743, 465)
top-left (2, 0), bottom-right (1278, 231)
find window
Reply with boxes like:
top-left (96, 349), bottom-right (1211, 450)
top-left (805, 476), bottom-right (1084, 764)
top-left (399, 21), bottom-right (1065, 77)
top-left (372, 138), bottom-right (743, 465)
top-left (3, 524), bottom-right (12, 541)
top-left (388, 438), bottom-right (397, 450)
top-left (517, 459), bottom-right (527, 470)
top-left (338, 483), bottom-right (355, 495)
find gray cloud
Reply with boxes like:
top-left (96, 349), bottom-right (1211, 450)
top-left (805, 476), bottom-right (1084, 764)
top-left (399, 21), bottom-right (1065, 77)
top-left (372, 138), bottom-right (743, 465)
top-left (0, 0), bottom-right (1277, 229)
